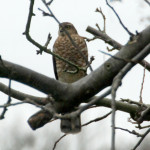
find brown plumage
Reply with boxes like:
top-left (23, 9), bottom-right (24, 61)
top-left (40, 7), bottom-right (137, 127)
top-left (53, 22), bottom-right (88, 133)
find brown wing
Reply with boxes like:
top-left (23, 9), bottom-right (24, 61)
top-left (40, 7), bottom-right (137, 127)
top-left (52, 47), bottom-right (59, 80)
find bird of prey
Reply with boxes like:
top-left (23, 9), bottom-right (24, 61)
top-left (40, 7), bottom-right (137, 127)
top-left (53, 22), bottom-right (88, 133)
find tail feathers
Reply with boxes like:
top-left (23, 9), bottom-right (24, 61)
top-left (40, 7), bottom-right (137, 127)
top-left (61, 115), bottom-right (81, 134)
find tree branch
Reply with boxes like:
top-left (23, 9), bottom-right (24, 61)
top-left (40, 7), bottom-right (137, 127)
top-left (0, 79), bottom-right (12, 119)
top-left (145, 0), bottom-right (150, 6)
top-left (115, 127), bottom-right (143, 137)
top-left (0, 26), bottom-right (150, 114)
top-left (24, 0), bottom-right (85, 73)
top-left (86, 26), bottom-right (150, 72)
top-left (86, 26), bottom-right (123, 50)
top-left (0, 82), bottom-right (48, 105)
top-left (139, 60), bottom-right (150, 72)
top-left (132, 128), bottom-right (150, 150)
top-left (41, 0), bottom-right (93, 72)
top-left (105, 0), bottom-right (134, 37)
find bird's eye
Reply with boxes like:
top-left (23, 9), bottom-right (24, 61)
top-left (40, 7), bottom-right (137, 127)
top-left (65, 25), bottom-right (70, 29)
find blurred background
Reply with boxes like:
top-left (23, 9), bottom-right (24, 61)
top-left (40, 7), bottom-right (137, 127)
top-left (0, 0), bottom-right (150, 149)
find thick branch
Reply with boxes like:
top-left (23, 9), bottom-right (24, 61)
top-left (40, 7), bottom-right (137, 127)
top-left (0, 26), bottom-right (150, 113)
top-left (0, 82), bottom-right (48, 105)
top-left (0, 81), bottom-right (144, 117)
top-left (86, 26), bottom-right (150, 72)
top-left (0, 60), bottom-right (70, 103)
top-left (86, 26), bottom-right (123, 50)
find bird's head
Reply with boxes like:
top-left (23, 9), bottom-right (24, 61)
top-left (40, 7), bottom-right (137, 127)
top-left (59, 22), bottom-right (78, 36)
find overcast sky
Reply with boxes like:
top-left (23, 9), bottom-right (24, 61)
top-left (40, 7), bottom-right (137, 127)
top-left (0, 0), bottom-right (150, 149)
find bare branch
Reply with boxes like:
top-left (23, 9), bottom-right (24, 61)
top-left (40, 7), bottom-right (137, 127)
top-left (115, 127), bottom-right (143, 137)
top-left (86, 26), bottom-right (123, 50)
top-left (28, 96), bottom-right (143, 130)
top-left (38, 8), bottom-right (53, 17)
top-left (139, 64), bottom-right (146, 103)
top-left (53, 134), bottom-right (67, 150)
top-left (112, 43), bottom-right (150, 95)
top-left (24, 0), bottom-right (85, 74)
top-left (89, 56), bottom-right (95, 64)
top-left (44, 33), bottom-right (52, 47)
top-left (0, 26), bottom-right (150, 125)
top-left (145, 0), bottom-right (150, 6)
top-left (105, 0), bottom-right (134, 37)
top-left (46, 0), bottom-right (54, 5)
top-left (132, 128), bottom-right (150, 150)
top-left (0, 79), bottom-right (12, 119)
top-left (96, 23), bottom-right (101, 31)
top-left (53, 111), bottom-right (111, 150)
top-left (110, 43), bottom-right (150, 149)
top-left (82, 111), bottom-right (111, 126)
top-left (75, 88), bottom-right (111, 115)
top-left (111, 84), bottom-right (116, 150)
top-left (0, 102), bottom-right (24, 108)
top-left (37, 33), bottom-right (52, 54)
top-left (42, 88), bottom-right (111, 121)
top-left (136, 124), bottom-right (150, 129)
top-left (87, 26), bottom-right (150, 73)
top-left (95, 7), bottom-right (106, 32)
top-left (41, 0), bottom-right (93, 72)
top-left (0, 82), bottom-right (49, 105)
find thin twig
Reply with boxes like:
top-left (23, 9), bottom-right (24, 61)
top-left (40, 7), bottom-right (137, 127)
top-left (95, 7), bottom-right (106, 32)
top-left (85, 36), bottom-right (98, 42)
top-left (47, 0), bottom-right (54, 5)
top-left (82, 111), bottom-right (112, 126)
top-left (115, 127), bottom-right (143, 137)
top-left (76, 88), bottom-right (111, 115)
top-left (53, 111), bottom-right (111, 150)
top-left (110, 43), bottom-right (150, 105)
top-left (111, 84), bottom-right (116, 150)
top-left (37, 33), bottom-right (52, 54)
top-left (105, 0), bottom-right (134, 36)
top-left (99, 50), bottom-right (133, 63)
top-left (25, 0), bottom-right (86, 73)
top-left (41, 0), bottom-right (93, 72)
top-left (86, 26), bottom-right (123, 50)
top-left (109, 43), bottom-right (150, 150)
top-left (0, 82), bottom-right (49, 105)
top-left (0, 102), bottom-right (24, 108)
top-left (38, 8), bottom-right (53, 17)
top-left (136, 124), bottom-right (150, 129)
top-left (52, 134), bottom-right (67, 150)
top-left (96, 23), bottom-right (101, 31)
top-left (99, 50), bottom-right (150, 70)
top-left (132, 128), bottom-right (150, 150)
top-left (107, 46), bottom-right (115, 52)
top-left (0, 79), bottom-right (12, 119)
top-left (89, 56), bottom-right (95, 64)
top-left (45, 33), bottom-right (52, 47)
top-left (139, 62), bottom-right (146, 103)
